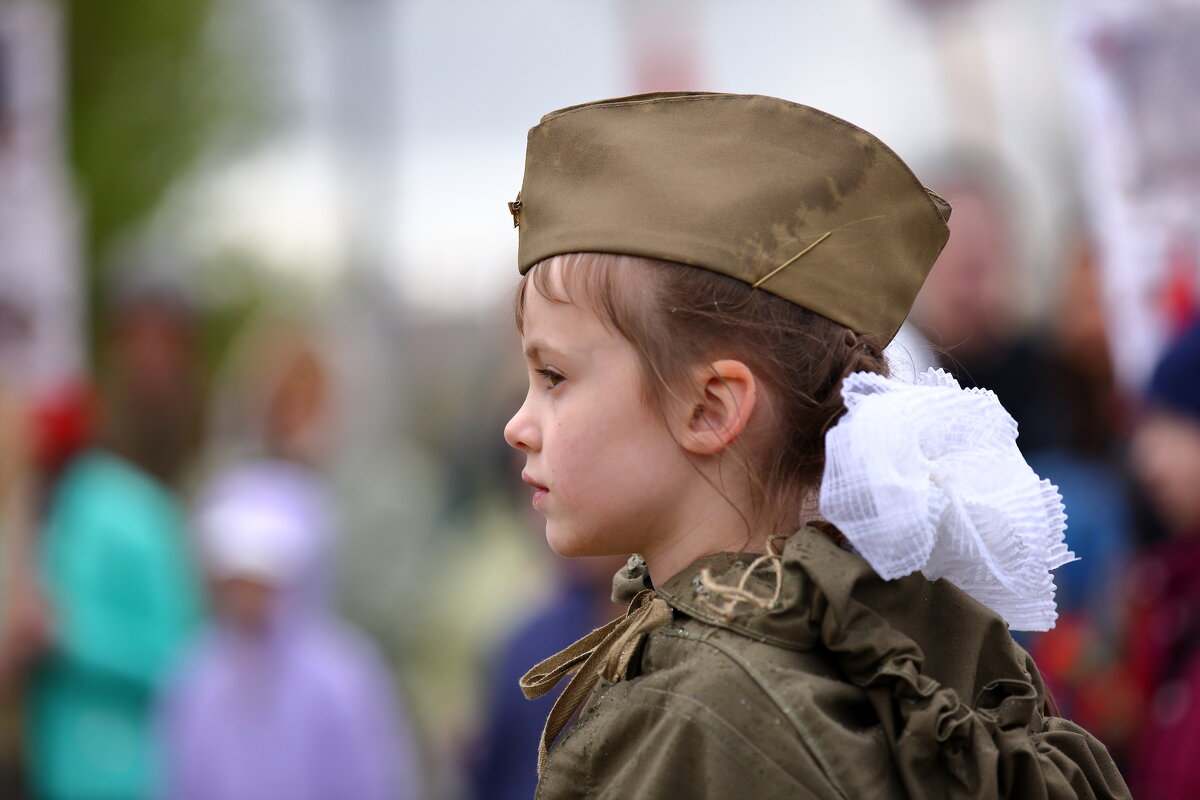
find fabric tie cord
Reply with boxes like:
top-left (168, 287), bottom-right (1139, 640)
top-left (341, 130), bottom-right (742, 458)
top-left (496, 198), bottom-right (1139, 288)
top-left (519, 589), bottom-right (672, 774)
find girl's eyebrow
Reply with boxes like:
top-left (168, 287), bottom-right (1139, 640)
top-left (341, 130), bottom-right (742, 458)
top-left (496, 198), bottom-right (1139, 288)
top-left (523, 341), bottom-right (561, 362)
top-left (524, 337), bottom-right (573, 360)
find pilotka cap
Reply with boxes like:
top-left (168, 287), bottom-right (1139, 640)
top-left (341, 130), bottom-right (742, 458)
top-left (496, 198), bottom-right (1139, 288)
top-left (510, 91), bottom-right (952, 343)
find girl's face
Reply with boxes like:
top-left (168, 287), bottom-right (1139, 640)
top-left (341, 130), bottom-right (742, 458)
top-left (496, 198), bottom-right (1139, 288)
top-left (504, 266), bottom-right (697, 559)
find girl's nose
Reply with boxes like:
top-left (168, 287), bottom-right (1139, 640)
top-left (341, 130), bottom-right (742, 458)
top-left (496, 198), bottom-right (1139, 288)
top-left (504, 397), bottom-right (539, 452)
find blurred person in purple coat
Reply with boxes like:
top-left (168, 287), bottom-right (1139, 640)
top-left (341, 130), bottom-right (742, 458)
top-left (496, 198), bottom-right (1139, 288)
top-left (158, 463), bottom-right (418, 800)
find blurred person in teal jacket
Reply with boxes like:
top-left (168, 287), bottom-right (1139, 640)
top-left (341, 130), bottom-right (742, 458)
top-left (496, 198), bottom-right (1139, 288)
top-left (26, 285), bottom-right (204, 800)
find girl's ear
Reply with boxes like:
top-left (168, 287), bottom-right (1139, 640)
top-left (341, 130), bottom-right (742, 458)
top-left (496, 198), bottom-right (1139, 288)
top-left (676, 359), bottom-right (758, 456)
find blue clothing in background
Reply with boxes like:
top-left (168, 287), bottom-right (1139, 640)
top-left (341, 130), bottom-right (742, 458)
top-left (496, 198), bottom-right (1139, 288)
top-left (29, 451), bottom-right (203, 800)
top-left (1028, 451), bottom-right (1131, 633)
top-left (467, 575), bottom-right (600, 800)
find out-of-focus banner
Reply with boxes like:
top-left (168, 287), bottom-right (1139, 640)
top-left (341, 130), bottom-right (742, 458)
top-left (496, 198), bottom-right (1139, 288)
top-left (1067, 1), bottom-right (1200, 395)
top-left (0, 0), bottom-right (81, 395)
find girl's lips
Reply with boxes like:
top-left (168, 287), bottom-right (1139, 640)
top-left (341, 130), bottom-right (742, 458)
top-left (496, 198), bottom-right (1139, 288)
top-left (521, 472), bottom-right (549, 508)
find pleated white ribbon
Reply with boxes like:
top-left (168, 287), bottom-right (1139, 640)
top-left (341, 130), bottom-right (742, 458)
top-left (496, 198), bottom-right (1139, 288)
top-left (819, 368), bottom-right (1075, 631)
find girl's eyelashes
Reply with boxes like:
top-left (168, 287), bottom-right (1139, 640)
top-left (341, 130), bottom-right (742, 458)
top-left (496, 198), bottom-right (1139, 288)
top-left (535, 367), bottom-right (566, 389)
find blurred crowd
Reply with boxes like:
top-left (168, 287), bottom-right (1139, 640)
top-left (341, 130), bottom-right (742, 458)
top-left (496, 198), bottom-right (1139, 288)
top-left (0, 287), bottom-right (422, 799)
top-left (0, 157), bottom-right (1198, 800)
top-left (1, 1), bottom-right (1200, 799)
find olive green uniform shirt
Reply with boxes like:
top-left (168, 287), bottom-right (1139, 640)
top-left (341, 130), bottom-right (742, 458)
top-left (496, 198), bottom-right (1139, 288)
top-left (534, 530), bottom-right (1130, 800)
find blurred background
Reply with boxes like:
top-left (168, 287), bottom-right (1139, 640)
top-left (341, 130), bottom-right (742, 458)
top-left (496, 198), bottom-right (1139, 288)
top-left (1, 0), bottom-right (1199, 798)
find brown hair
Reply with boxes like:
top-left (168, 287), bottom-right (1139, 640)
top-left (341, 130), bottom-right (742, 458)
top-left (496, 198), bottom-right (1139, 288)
top-left (516, 252), bottom-right (890, 540)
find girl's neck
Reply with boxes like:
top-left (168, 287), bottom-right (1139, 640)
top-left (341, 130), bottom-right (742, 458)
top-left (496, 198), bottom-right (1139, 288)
top-left (637, 483), bottom-right (767, 585)
top-left (637, 483), bottom-right (820, 584)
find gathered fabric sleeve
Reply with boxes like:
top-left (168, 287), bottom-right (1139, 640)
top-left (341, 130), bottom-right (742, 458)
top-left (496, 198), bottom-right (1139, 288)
top-left (857, 664), bottom-right (1129, 799)
top-left (805, 576), bottom-right (1130, 796)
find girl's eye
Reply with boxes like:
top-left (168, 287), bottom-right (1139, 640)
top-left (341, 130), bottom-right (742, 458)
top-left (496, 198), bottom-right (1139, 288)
top-left (535, 367), bottom-right (565, 389)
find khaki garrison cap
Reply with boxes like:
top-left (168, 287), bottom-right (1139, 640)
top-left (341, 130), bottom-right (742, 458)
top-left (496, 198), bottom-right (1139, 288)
top-left (511, 91), bottom-right (952, 343)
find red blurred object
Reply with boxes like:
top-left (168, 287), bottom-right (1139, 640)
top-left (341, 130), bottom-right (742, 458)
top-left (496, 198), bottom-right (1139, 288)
top-left (30, 380), bottom-right (94, 478)
top-left (1162, 236), bottom-right (1199, 337)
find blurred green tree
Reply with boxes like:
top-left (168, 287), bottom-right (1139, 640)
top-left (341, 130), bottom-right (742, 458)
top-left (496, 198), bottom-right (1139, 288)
top-left (64, 0), bottom-right (252, 356)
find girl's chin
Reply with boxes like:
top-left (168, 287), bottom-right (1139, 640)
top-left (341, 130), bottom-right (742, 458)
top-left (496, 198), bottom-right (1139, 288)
top-left (545, 524), bottom-right (625, 560)
top-left (545, 528), bottom-right (591, 559)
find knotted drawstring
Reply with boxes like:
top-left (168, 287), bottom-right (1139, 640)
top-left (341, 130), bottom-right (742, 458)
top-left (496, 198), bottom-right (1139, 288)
top-left (695, 535), bottom-right (785, 618)
top-left (519, 589), bottom-right (673, 774)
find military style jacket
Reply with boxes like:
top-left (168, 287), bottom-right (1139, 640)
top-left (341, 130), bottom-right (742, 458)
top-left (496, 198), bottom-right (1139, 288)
top-left (527, 529), bottom-right (1131, 799)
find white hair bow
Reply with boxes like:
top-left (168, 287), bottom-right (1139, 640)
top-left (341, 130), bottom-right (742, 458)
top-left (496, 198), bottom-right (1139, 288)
top-left (819, 368), bottom-right (1075, 631)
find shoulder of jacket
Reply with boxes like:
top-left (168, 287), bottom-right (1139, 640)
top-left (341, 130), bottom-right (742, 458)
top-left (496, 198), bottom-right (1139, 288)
top-left (627, 615), bottom-right (855, 722)
top-left (549, 619), bottom-right (900, 800)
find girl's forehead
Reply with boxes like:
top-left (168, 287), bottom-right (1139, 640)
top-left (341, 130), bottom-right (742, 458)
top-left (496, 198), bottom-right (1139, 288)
top-left (519, 297), bottom-right (642, 375)
top-left (520, 288), bottom-right (611, 347)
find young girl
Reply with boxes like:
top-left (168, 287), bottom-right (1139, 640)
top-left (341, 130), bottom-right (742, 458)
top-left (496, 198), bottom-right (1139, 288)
top-left (503, 93), bottom-right (1130, 799)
